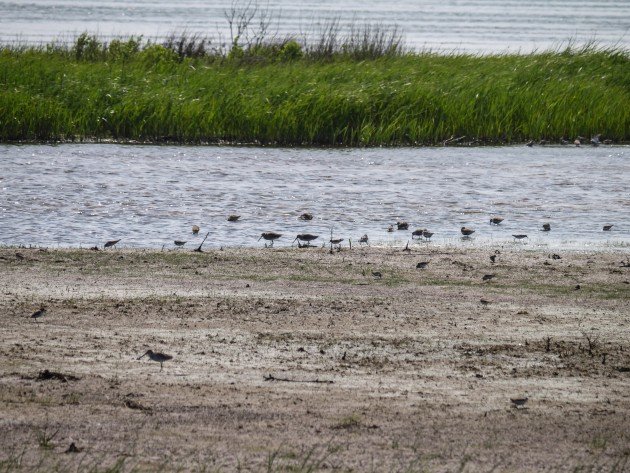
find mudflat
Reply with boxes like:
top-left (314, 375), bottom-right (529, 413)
top-left (0, 245), bottom-right (629, 472)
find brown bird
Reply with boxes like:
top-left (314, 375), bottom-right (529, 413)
top-left (387, 225), bottom-right (394, 233)
top-left (397, 221), bottom-right (409, 230)
top-left (294, 234), bottom-right (319, 246)
top-left (416, 261), bottom-right (429, 269)
top-left (259, 232), bottom-right (282, 247)
top-left (490, 217), bottom-right (504, 225)
top-left (227, 215), bottom-right (240, 222)
top-left (330, 238), bottom-right (344, 246)
top-left (299, 213), bottom-right (313, 221)
top-left (510, 397), bottom-right (528, 408)
top-left (192, 225), bottom-right (200, 235)
top-left (104, 239), bottom-right (120, 248)
top-left (422, 230), bottom-right (434, 241)
top-left (461, 227), bottom-right (475, 236)
top-left (490, 254), bottom-right (496, 263)
top-left (31, 307), bottom-right (47, 322)
top-left (542, 223), bottom-right (551, 232)
top-left (359, 234), bottom-right (369, 245)
top-left (411, 228), bottom-right (425, 239)
top-left (174, 240), bottom-right (187, 247)
top-left (482, 274), bottom-right (495, 281)
top-left (138, 350), bottom-right (173, 371)
top-left (603, 224), bottom-right (614, 231)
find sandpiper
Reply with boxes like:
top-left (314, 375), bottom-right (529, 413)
top-left (259, 232), bottom-right (282, 247)
top-left (294, 234), bottom-right (319, 247)
top-left (192, 225), bottom-right (200, 235)
top-left (416, 261), bottom-right (429, 269)
top-left (490, 217), bottom-right (504, 225)
top-left (513, 234), bottom-right (528, 241)
top-left (387, 225), bottom-right (394, 233)
top-left (31, 306), bottom-right (46, 322)
top-left (330, 238), bottom-right (344, 247)
top-left (372, 271), bottom-right (382, 279)
top-left (526, 140), bottom-right (534, 147)
top-left (422, 230), bottom-right (434, 241)
top-left (482, 274), bottom-right (495, 281)
top-left (461, 227), bottom-right (475, 236)
top-left (590, 134), bottom-right (601, 146)
top-left (174, 240), bottom-right (187, 247)
top-left (138, 350), bottom-right (173, 371)
top-left (603, 224), bottom-right (614, 231)
top-left (299, 213), bottom-right (313, 221)
top-left (542, 223), bottom-right (551, 232)
top-left (510, 397), bottom-right (528, 408)
top-left (490, 254), bottom-right (496, 263)
top-left (397, 222), bottom-right (409, 230)
top-left (411, 228), bottom-right (425, 239)
top-left (359, 234), bottom-right (369, 245)
top-left (227, 215), bottom-right (241, 222)
top-left (104, 239), bottom-right (120, 249)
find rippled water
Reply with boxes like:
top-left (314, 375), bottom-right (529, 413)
top-left (0, 0), bottom-right (628, 53)
top-left (0, 144), bottom-right (628, 250)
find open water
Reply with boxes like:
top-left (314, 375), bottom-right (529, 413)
top-left (1, 144), bottom-right (628, 250)
top-left (0, 0), bottom-right (628, 53)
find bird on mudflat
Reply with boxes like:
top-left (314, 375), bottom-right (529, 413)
top-left (104, 239), bottom-right (120, 249)
top-left (416, 261), bottom-right (429, 269)
top-left (259, 232), bottom-right (282, 247)
top-left (603, 225), bottom-right (614, 231)
top-left (542, 223), bottom-right (551, 232)
top-left (192, 225), bottom-right (200, 235)
top-left (359, 234), bottom-right (369, 245)
top-left (461, 227), bottom-right (475, 236)
top-left (490, 217), bottom-right (504, 225)
top-left (299, 213), bottom-right (313, 221)
top-left (174, 240), bottom-right (187, 247)
top-left (294, 234), bottom-right (319, 246)
top-left (330, 238), bottom-right (344, 246)
top-left (138, 350), bottom-right (173, 371)
top-left (397, 221), bottom-right (409, 230)
top-left (227, 215), bottom-right (240, 222)
top-left (411, 228), bottom-right (425, 239)
top-left (510, 397), bottom-right (528, 408)
top-left (513, 234), bottom-right (528, 241)
top-left (31, 307), bottom-right (47, 322)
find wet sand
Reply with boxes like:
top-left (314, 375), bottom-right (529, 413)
top-left (0, 245), bottom-right (629, 471)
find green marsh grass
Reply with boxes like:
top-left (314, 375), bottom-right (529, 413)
top-left (0, 36), bottom-right (628, 145)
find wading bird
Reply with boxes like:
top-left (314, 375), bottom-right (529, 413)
top-left (411, 228), bottom-right (425, 239)
top-left (294, 234), bottom-right (319, 246)
top-left (259, 232), bottom-right (282, 247)
top-left (542, 223), bottom-right (551, 232)
top-left (422, 230), bottom-right (434, 241)
top-left (174, 240), bottom-right (187, 247)
top-left (359, 234), bottom-right (369, 245)
top-left (603, 224), bottom-right (614, 231)
top-left (227, 215), bottom-right (240, 222)
top-left (104, 239), bottom-right (120, 249)
top-left (397, 221), bottom-right (409, 230)
top-left (138, 350), bottom-right (173, 371)
top-left (192, 225), bottom-right (200, 235)
top-left (490, 217), bottom-right (504, 225)
top-left (461, 227), bottom-right (475, 236)
top-left (31, 307), bottom-right (46, 322)
top-left (513, 234), bottom-right (528, 241)
top-left (299, 213), bottom-right (313, 221)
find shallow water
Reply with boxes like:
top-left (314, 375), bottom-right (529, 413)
top-left (0, 0), bottom-right (628, 53)
top-left (0, 144), bottom-right (628, 250)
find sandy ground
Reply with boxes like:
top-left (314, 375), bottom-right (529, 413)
top-left (0, 244), bottom-right (629, 472)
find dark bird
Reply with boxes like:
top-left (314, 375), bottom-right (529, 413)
top-left (416, 261), bottom-right (429, 269)
top-left (192, 225), bottom-right (200, 235)
top-left (526, 140), bottom-right (534, 147)
top-left (422, 230), bottom-right (434, 241)
top-left (259, 232), bottom-right (282, 247)
top-left (330, 238), bottom-right (344, 246)
top-left (397, 221), bottom-right (409, 230)
top-left (294, 234), bottom-right (319, 246)
top-left (490, 254), bottom-right (496, 263)
top-left (513, 234), bottom-right (528, 241)
top-left (359, 234), bottom-right (369, 245)
top-left (387, 225), bottom-right (394, 233)
top-left (174, 240), bottom-right (187, 247)
top-left (104, 239), bottom-right (120, 248)
top-left (510, 397), bottom-right (528, 408)
top-left (480, 298), bottom-right (491, 305)
top-left (299, 213), bottom-right (314, 221)
top-left (590, 134), bottom-right (601, 146)
top-left (138, 350), bottom-right (173, 371)
top-left (31, 307), bottom-right (46, 322)
top-left (490, 217), bottom-right (504, 225)
top-left (411, 228), bottom-right (425, 239)
top-left (461, 227), bottom-right (475, 236)
top-left (482, 274), bottom-right (495, 281)
top-left (372, 271), bottom-right (382, 279)
top-left (542, 223), bottom-right (551, 232)
top-left (227, 215), bottom-right (241, 222)
top-left (603, 224), bottom-right (614, 231)
top-left (560, 137), bottom-right (570, 145)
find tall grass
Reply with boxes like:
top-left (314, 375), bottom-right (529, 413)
top-left (0, 33), bottom-right (628, 145)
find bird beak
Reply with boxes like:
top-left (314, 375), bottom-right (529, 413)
top-left (137, 352), bottom-right (147, 360)
top-left (257, 235), bottom-right (262, 241)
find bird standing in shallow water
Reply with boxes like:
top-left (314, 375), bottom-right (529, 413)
top-left (359, 234), bottom-right (369, 245)
top-left (461, 227), bottom-right (475, 237)
top-left (513, 234), bottom-right (528, 242)
top-left (299, 213), bottom-right (313, 221)
top-left (227, 215), bottom-right (241, 222)
top-left (490, 217), bottom-right (504, 225)
top-left (138, 350), bottom-right (173, 371)
top-left (259, 232), bottom-right (282, 247)
top-left (411, 229), bottom-right (425, 239)
top-left (603, 225), bottom-right (614, 231)
top-left (174, 240), bottom-right (187, 247)
top-left (542, 223), bottom-right (551, 232)
top-left (422, 230), bottom-right (434, 241)
top-left (294, 234), bottom-right (319, 246)
top-left (192, 225), bottom-right (200, 235)
top-left (104, 239), bottom-right (120, 249)
top-left (397, 222), bottom-right (409, 230)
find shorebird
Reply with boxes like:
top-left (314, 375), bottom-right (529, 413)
top-left (411, 228), bottom-right (425, 239)
top-left (416, 261), bottom-right (429, 269)
top-left (299, 213), bottom-right (313, 221)
top-left (510, 397), bottom-right (528, 408)
top-left (174, 240), bottom-right (187, 247)
top-left (590, 134), bottom-right (601, 146)
top-left (192, 225), bottom-right (200, 235)
top-left (387, 225), bottom-right (394, 233)
top-left (259, 232), bottom-right (282, 247)
top-left (397, 221), bottom-right (409, 230)
top-left (31, 307), bottom-right (46, 322)
top-left (330, 238), bottom-right (344, 247)
top-left (513, 234), bottom-right (528, 241)
top-left (461, 227), bottom-right (475, 236)
top-left (294, 234), bottom-right (319, 246)
top-left (560, 137), bottom-right (570, 145)
top-left (542, 223), bottom-right (551, 232)
top-left (526, 140), bottom-right (534, 147)
top-left (490, 254), bottom-right (496, 263)
top-left (104, 239), bottom-right (120, 249)
top-left (574, 136), bottom-right (585, 146)
top-left (490, 217), bottom-right (504, 225)
top-left (422, 230), bottom-right (434, 241)
top-left (372, 271), bottom-right (382, 279)
top-left (603, 224), bottom-right (614, 231)
top-left (482, 274), bottom-right (495, 281)
top-left (359, 234), bottom-right (369, 245)
top-left (138, 350), bottom-right (173, 371)
top-left (227, 215), bottom-right (240, 222)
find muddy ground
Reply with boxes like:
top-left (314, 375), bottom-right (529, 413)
top-left (0, 244), bottom-right (629, 472)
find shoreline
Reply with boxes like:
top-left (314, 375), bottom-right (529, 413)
top-left (1, 246), bottom-right (629, 471)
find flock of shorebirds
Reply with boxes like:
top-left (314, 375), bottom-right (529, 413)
top-left (97, 213), bottom-right (616, 250)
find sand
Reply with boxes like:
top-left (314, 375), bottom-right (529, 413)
top-left (0, 244), bottom-right (629, 472)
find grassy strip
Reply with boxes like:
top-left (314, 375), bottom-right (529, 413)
top-left (0, 38), bottom-right (629, 145)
